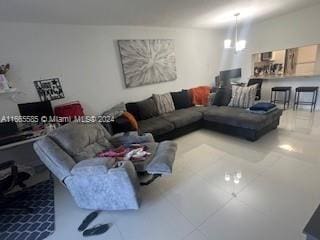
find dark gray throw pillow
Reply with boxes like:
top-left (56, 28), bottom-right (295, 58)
top-left (212, 87), bottom-right (232, 106)
top-left (170, 90), bottom-right (193, 109)
top-left (126, 102), bottom-right (140, 120)
top-left (137, 98), bottom-right (159, 120)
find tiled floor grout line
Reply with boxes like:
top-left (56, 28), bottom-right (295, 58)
top-left (161, 194), bottom-right (200, 239)
top-left (195, 197), bottom-right (234, 229)
top-left (114, 222), bottom-right (126, 240)
top-left (234, 196), bottom-right (305, 240)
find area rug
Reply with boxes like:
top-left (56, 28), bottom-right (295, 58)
top-left (0, 179), bottom-right (55, 240)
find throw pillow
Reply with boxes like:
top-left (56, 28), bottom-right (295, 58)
top-left (212, 87), bottom-right (232, 106)
top-left (110, 115), bottom-right (137, 134)
top-left (137, 98), bottom-right (159, 120)
top-left (207, 92), bottom-right (216, 106)
top-left (122, 112), bottom-right (139, 130)
top-left (125, 102), bottom-right (140, 121)
top-left (228, 84), bottom-right (258, 108)
top-left (170, 90), bottom-right (193, 109)
top-left (184, 89), bottom-right (194, 106)
top-left (102, 102), bottom-right (126, 119)
top-left (190, 86), bottom-right (211, 105)
top-left (152, 93), bottom-right (175, 114)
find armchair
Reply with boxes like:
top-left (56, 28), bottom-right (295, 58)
top-left (33, 122), bottom-right (177, 210)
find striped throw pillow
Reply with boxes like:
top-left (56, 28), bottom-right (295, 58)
top-left (228, 85), bottom-right (258, 108)
top-left (152, 93), bottom-right (175, 114)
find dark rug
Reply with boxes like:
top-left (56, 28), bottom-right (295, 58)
top-left (0, 179), bottom-right (55, 240)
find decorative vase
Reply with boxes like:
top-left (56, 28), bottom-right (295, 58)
top-left (0, 74), bottom-right (10, 91)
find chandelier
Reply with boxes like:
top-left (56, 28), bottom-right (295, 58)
top-left (224, 13), bottom-right (246, 52)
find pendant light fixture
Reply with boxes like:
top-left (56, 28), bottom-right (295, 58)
top-left (224, 13), bottom-right (246, 52)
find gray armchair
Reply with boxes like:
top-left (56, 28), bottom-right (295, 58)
top-left (33, 122), bottom-right (177, 210)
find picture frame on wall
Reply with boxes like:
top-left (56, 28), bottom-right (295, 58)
top-left (34, 78), bottom-right (65, 101)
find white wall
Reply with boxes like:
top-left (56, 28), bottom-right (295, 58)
top-left (0, 22), bottom-right (223, 116)
top-left (220, 4), bottom-right (320, 108)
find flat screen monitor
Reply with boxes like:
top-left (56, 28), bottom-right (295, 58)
top-left (18, 101), bottom-right (54, 122)
top-left (220, 68), bottom-right (242, 81)
top-left (219, 68), bottom-right (242, 87)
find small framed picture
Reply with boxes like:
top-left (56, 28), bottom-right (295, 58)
top-left (34, 78), bottom-right (65, 101)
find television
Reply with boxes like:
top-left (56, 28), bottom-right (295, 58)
top-left (219, 68), bottom-right (242, 86)
top-left (18, 101), bottom-right (54, 123)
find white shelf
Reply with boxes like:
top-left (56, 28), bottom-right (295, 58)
top-left (250, 74), bottom-right (320, 80)
top-left (0, 88), bottom-right (17, 94)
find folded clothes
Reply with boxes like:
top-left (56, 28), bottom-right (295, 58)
top-left (248, 107), bottom-right (277, 114)
top-left (249, 102), bottom-right (276, 111)
top-left (124, 147), bottom-right (151, 161)
top-left (97, 144), bottom-right (150, 162)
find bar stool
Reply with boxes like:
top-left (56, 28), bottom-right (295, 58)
top-left (270, 87), bottom-right (292, 110)
top-left (294, 87), bottom-right (319, 112)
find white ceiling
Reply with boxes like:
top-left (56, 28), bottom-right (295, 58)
top-left (0, 0), bottom-right (319, 28)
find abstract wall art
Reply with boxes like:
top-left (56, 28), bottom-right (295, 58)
top-left (118, 39), bottom-right (177, 88)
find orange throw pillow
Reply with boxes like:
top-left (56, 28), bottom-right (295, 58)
top-left (122, 111), bottom-right (139, 130)
top-left (190, 86), bottom-right (211, 105)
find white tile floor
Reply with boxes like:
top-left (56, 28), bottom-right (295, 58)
top-left (47, 110), bottom-right (320, 240)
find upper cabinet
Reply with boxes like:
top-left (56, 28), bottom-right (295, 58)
top-left (252, 44), bottom-right (320, 79)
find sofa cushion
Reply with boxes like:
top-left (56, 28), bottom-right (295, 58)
top-left (207, 92), bottom-right (216, 106)
top-left (137, 98), bottom-right (159, 120)
top-left (189, 106), bottom-right (209, 114)
top-left (190, 86), bottom-right (211, 105)
top-left (170, 90), bottom-right (193, 109)
top-left (110, 115), bottom-right (135, 134)
top-left (138, 117), bottom-right (175, 136)
top-left (48, 122), bottom-right (113, 162)
top-left (212, 87), bottom-right (232, 106)
top-left (152, 93), bottom-right (175, 114)
top-left (122, 112), bottom-right (139, 130)
top-left (228, 85), bottom-right (258, 108)
top-left (125, 102), bottom-right (141, 121)
top-left (102, 102), bottom-right (126, 119)
top-left (162, 108), bottom-right (202, 128)
top-left (204, 106), bottom-right (282, 130)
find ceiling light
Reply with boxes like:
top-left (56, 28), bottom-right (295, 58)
top-left (224, 13), bottom-right (246, 53)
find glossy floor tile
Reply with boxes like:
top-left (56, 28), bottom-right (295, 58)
top-left (199, 199), bottom-right (301, 240)
top-left (47, 110), bottom-right (320, 239)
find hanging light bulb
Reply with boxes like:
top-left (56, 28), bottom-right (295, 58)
top-left (236, 40), bottom-right (246, 52)
top-left (224, 173), bottom-right (231, 182)
top-left (224, 39), bottom-right (232, 49)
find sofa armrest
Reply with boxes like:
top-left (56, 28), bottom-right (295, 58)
top-left (71, 157), bottom-right (116, 176)
top-left (146, 141), bottom-right (177, 176)
top-left (109, 131), bottom-right (154, 147)
top-left (33, 137), bottom-right (76, 182)
top-left (64, 160), bottom-right (140, 210)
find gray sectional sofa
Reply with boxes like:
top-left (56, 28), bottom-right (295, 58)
top-left (107, 87), bottom-right (283, 142)
top-left (137, 105), bottom-right (282, 142)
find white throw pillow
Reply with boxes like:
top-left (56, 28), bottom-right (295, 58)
top-left (152, 93), bottom-right (175, 114)
top-left (228, 85), bottom-right (258, 108)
